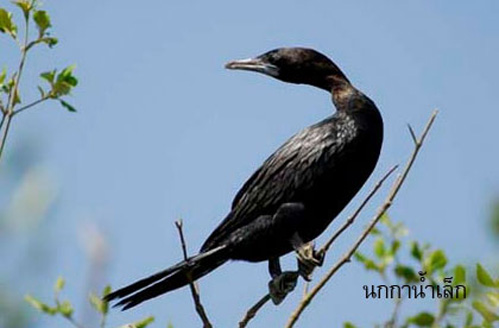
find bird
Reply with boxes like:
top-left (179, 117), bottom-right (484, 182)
top-left (105, 47), bottom-right (383, 310)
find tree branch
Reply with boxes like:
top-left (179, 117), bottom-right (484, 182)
top-left (174, 220), bottom-right (213, 328)
top-left (239, 294), bottom-right (271, 328)
top-left (0, 8), bottom-right (31, 163)
top-left (285, 109), bottom-right (438, 328)
top-left (13, 95), bottom-right (50, 116)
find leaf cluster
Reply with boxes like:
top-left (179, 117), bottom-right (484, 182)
top-left (0, 0), bottom-right (78, 161)
top-left (25, 277), bottom-right (156, 328)
top-left (348, 214), bottom-right (499, 328)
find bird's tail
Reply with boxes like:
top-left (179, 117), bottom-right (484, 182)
top-left (104, 245), bottom-right (229, 310)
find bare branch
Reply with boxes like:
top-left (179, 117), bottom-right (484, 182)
top-left (13, 95), bottom-right (50, 116)
top-left (285, 110), bottom-right (438, 328)
top-left (239, 294), bottom-right (271, 328)
top-left (174, 220), bottom-right (213, 328)
top-left (0, 114), bottom-right (13, 162)
top-left (407, 123), bottom-right (417, 145)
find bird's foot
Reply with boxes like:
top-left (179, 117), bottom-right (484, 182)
top-left (296, 242), bottom-right (325, 281)
top-left (268, 271), bottom-right (299, 305)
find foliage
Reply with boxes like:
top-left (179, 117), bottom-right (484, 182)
top-left (348, 214), bottom-right (499, 328)
top-left (25, 277), bottom-right (156, 328)
top-left (0, 0), bottom-right (78, 162)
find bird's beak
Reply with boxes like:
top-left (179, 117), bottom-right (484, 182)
top-left (225, 58), bottom-right (279, 77)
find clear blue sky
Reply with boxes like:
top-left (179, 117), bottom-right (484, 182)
top-left (2, 0), bottom-right (499, 327)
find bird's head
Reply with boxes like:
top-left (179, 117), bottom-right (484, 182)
top-left (225, 47), bottom-right (349, 91)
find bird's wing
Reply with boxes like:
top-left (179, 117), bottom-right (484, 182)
top-left (202, 116), bottom-right (348, 250)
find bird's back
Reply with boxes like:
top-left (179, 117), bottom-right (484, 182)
top-left (202, 102), bottom-right (383, 258)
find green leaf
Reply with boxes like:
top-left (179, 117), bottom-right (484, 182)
top-left (0, 8), bottom-right (17, 38)
top-left (472, 300), bottom-right (499, 323)
top-left (24, 295), bottom-right (57, 315)
top-left (482, 320), bottom-right (493, 328)
top-left (454, 265), bottom-right (466, 285)
top-left (40, 70), bottom-right (56, 84)
top-left (37, 85), bottom-right (45, 97)
top-left (54, 276), bottom-right (65, 293)
top-left (392, 222), bottom-right (409, 238)
top-left (131, 316), bottom-right (155, 328)
top-left (58, 65), bottom-right (78, 86)
top-left (0, 67), bottom-right (6, 84)
top-left (59, 99), bottom-right (76, 112)
top-left (13, 0), bottom-right (32, 19)
top-left (343, 322), bottom-right (357, 328)
top-left (408, 312), bottom-right (435, 326)
top-left (424, 249), bottom-right (447, 273)
top-left (477, 264), bottom-right (497, 288)
top-left (89, 292), bottom-right (105, 314)
top-left (410, 241), bottom-right (423, 261)
top-left (465, 310), bottom-right (473, 326)
top-left (486, 292), bottom-right (499, 307)
top-left (102, 285), bottom-right (112, 298)
top-left (58, 300), bottom-right (74, 318)
top-left (395, 265), bottom-right (418, 283)
top-left (354, 252), bottom-right (381, 272)
top-left (380, 213), bottom-right (392, 227)
top-left (390, 239), bottom-right (401, 255)
top-left (13, 88), bottom-right (21, 105)
top-left (100, 285), bottom-right (111, 314)
top-left (33, 10), bottom-right (51, 37)
top-left (51, 65), bottom-right (78, 97)
top-left (373, 238), bottom-right (386, 259)
top-left (39, 36), bottom-right (58, 48)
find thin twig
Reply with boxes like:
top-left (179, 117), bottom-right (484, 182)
top-left (0, 115), bottom-right (13, 162)
top-left (65, 316), bottom-right (87, 328)
top-left (285, 110), bottom-right (438, 328)
top-left (385, 295), bottom-right (404, 328)
top-left (319, 164), bottom-right (399, 255)
top-left (407, 124), bottom-right (417, 145)
top-left (0, 114), bottom-right (5, 133)
top-left (174, 220), bottom-right (213, 328)
top-left (239, 294), bottom-right (271, 328)
top-left (0, 9), bottom-right (31, 163)
top-left (13, 95), bottom-right (49, 116)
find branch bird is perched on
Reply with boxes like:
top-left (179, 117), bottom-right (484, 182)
top-left (105, 47), bottom-right (383, 309)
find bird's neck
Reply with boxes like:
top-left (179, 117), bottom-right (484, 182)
top-left (327, 76), bottom-right (365, 113)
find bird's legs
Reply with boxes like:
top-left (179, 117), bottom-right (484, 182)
top-left (267, 257), bottom-right (299, 305)
top-left (291, 234), bottom-right (325, 281)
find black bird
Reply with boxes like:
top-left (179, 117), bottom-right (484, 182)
top-left (105, 47), bottom-right (383, 309)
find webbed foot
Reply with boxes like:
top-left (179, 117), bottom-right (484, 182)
top-left (268, 271), bottom-right (299, 305)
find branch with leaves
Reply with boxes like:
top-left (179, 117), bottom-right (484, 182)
top-left (25, 277), bottom-right (155, 328)
top-left (343, 214), bottom-right (499, 328)
top-left (0, 0), bottom-right (78, 163)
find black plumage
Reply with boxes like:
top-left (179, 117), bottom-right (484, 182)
top-left (105, 47), bottom-right (383, 310)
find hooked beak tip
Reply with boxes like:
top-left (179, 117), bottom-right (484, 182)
top-left (224, 58), bottom-right (279, 77)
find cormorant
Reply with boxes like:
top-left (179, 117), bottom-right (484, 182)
top-left (105, 47), bottom-right (383, 309)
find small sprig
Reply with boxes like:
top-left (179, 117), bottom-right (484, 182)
top-left (0, 0), bottom-right (78, 163)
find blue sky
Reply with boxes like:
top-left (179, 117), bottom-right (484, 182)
top-left (2, 0), bottom-right (499, 327)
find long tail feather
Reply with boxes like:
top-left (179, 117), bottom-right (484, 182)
top-left (105, 246), bottom-right (228, 309)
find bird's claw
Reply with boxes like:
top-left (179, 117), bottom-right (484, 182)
top-left (296, 243), bottom-right (325, 281)
top-left (268, 271), bottom-right (299, 305)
